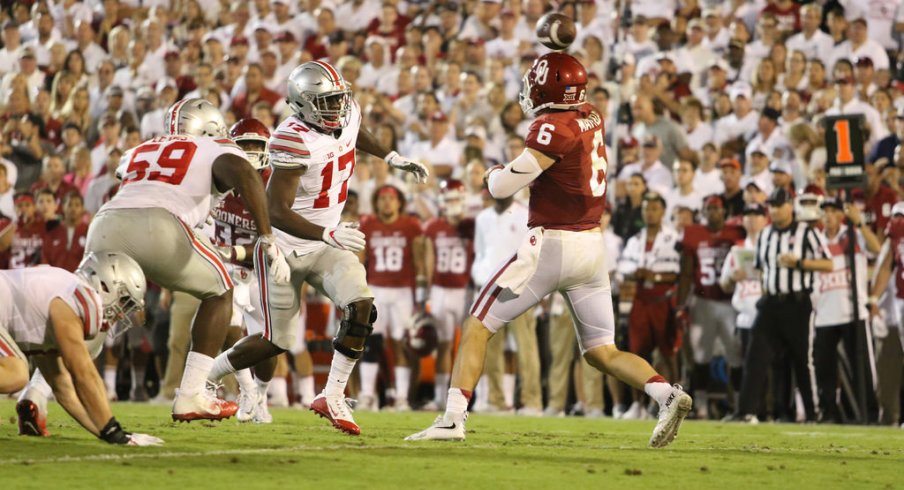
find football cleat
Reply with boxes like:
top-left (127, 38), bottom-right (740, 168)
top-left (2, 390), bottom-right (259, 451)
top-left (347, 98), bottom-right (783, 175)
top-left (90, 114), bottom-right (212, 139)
top-left (405, 413), bottom-right (467, 441)
top-left (171, 386), bottom-right (238, 422)
top-left (649, 385), bottom-right (693, 448)
top-left (253, 390), bottom-right (273, 424)
top-left (236, 390), bottom-right (257, 423)
top-left (17, 400), bottom-right (49, 437)
top-left (357, 394), bottom-right (379, 412)
top-left (310, 392), bottom-right (360, 435)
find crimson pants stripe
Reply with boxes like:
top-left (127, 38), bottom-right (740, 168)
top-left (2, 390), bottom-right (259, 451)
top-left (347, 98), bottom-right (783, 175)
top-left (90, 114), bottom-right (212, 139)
top-left (469, 255), bottom-right (516, 316)
top-left (256, 241), bottom-right (272, 341)
top-left (476, 286), bottom-right (503, 321)
top-left (176, 219), bottom-right (234, 290)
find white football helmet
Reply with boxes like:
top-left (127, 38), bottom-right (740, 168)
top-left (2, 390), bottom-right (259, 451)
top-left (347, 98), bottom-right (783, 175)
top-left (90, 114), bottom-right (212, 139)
top-left (286, 61), bottom-right (352, 131)
top-left (164, 98), bottom-right (228, 138)
top-left (794, 192), bottom-right (824, 222)
top-left (76, 252), bottom-right (146, 337)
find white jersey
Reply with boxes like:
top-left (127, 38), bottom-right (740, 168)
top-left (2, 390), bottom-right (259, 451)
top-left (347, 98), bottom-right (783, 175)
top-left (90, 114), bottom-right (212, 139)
top-left (102, 134), bottom-right (246, 228)
top-left (0, 266), bottom-right (104, 353)
top-left (814, 226), bottom-right (868, 327)
top-left (268, 100), bottom-right (363, 255)
top-left (720, 239), bottom-right (761, 329)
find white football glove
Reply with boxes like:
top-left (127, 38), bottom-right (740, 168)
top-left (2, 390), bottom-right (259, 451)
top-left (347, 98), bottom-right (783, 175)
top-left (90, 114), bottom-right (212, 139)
top-left (258, 234), bottom-right (291, 284)
top-left (385, 151), bottom-right (429, 184)
top-left (322, 222), bottom-right (366, 252)
top-left (127, 433), bottom-right (165, 446)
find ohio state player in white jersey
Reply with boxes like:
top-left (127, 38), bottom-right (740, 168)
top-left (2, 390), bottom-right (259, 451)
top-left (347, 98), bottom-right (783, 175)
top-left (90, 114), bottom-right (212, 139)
top-left (85, 98), bottom-right (290, 422)
top-left (205, 60), bottom-right (428, 435)
top-left (1, 254), bottom-right (162, 446)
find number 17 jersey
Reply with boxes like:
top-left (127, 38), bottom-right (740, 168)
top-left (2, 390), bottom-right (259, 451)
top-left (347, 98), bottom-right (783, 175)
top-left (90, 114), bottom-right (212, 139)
top-left (524, 103), bottom-right (608, 231)
top-left (103, 135), bottom-right (246, 228)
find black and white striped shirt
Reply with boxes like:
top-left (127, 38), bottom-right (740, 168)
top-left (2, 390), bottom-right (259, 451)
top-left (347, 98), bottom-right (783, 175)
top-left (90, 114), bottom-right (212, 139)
top-left (755, 221), bottom-right (830, 295)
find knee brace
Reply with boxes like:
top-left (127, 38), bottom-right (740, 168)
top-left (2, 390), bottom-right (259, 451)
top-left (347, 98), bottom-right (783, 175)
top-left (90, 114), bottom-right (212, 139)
top-left (332, 301), bottom-right (377, 360)
top-left (362, 333), bottom-right (384, 363)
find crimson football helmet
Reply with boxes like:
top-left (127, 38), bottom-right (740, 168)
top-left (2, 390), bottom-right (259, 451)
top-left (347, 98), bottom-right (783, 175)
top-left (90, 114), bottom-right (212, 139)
top-left (439, 179), bottom-right (466, 218)
top-left (230, 118), bottom-right (270, 170)
top-left (404, 312), bottom-right (439, 358)
top-left (519, 52), bottom-right (588, 116)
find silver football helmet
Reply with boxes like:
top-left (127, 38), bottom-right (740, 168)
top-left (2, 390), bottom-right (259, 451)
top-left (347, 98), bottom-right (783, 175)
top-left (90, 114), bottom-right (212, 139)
top-left (286, 61), bottom-right (352, 131)
top-left (76, 252), bottom-right (146, 337)
top-left (164, 97), bottom-right (228, 138)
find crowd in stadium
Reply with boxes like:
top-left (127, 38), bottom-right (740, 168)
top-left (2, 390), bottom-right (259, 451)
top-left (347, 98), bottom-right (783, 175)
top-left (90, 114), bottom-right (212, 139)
top-left (1, 0), bottom-right (904, 428)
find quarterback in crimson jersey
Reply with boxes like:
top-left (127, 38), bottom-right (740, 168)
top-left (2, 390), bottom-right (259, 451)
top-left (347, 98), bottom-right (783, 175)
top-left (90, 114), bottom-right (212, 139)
top-left (677, 195), bottom-right (745, 418)
top-left (357, 185), bottom-right (425, 411)
top-left (408, 52), bottom-right (691, 447)
top-left (422, 180), bottom-right (474, 409)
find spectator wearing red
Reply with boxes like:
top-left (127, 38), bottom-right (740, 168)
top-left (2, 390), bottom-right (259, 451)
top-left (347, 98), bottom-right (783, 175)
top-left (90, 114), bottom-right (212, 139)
top-left (367, 3), bottom-right (410, 54)
top-left (30, 154), bottom-right (78, 209)
top-left (6, 192), bottom-right (44, 269)
top-left (230, 63), bottom-right (283, 121)
top-left (761, 0), bottom-right (801, 35)
top-left (41, 192), bottom-right (88, 272)
top-left (164, 51), bottom-right (197, 99)
top-left (303, 8), bottom-right (338, 61)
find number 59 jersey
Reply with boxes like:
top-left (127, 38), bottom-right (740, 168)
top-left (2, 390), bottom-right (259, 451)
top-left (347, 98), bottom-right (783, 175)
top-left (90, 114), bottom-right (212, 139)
top-left (103, 135), bottom-right (247, 228)
top-left (268, 100), bottom-right (362, 256)
top-left (524, 103), bottom-right (608, 232)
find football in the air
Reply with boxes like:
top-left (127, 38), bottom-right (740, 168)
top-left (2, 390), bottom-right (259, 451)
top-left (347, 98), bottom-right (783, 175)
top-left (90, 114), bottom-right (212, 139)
top-left (535, 12), bottom-right (576, 51)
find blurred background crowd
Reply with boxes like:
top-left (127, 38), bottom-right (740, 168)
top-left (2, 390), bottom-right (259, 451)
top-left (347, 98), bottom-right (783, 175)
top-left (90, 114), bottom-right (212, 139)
top-left (2, 0), bottom-right (904, 426)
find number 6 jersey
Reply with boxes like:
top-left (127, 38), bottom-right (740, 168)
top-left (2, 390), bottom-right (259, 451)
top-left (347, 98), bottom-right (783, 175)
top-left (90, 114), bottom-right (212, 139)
top-left (524, 102), bottom-right (608, 231)
top-left (268, 100), bottom-right (362, 256)
top-left (103, 135), bottom-right (247, 228)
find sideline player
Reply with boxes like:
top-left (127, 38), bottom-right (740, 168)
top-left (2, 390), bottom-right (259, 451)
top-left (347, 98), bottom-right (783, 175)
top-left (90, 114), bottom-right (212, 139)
top-left (85, 98), bottom-right (290, 422)
top-left (406, 52), bottom-right (692, 447)
top-left (358, 184), bottom-right (425, 411)
top-left (422, 179), bottom-right (474, 410)
top-left (1, 253), bottom-right (162, 445)
top-left (677, 195), bottom-right (745, 418)
top-left (205, 61), bottom-right (428, 435)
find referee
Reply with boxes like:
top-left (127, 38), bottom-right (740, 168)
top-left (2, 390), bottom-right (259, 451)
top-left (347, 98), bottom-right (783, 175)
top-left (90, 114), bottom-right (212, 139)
top-left (733, 188), bottom-right (833, 423)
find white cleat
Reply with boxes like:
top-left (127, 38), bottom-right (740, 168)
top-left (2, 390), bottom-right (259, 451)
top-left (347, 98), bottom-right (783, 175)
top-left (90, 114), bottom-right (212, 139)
top-left (405, 413), bottom-right (467, 441)
top-left (649, 385), bottom-right (693, 448)
top-left (236, 390), bottom-right (256, 423)
top-left (171, 388), bottom-right (238, 422)
top-left (253, 392), bottom-right (273, 424)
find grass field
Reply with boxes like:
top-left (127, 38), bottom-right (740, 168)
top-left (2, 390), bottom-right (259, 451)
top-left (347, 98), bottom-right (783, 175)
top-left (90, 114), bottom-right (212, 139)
top-left (0, 400), bottom-right (902, 489)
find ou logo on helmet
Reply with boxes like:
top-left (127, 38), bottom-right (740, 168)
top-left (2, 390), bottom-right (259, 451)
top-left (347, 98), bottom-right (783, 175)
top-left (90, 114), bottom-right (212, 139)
top-left (534, 59), bottom-right (549, 85)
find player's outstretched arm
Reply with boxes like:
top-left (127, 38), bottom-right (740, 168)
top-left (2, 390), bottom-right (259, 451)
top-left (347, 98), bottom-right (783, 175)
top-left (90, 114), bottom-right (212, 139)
top-left (32, 353), bottom-right (100, 434)
top-left (485, 148), bottom-right (555, 199)
top-left (212, 153), bottom-right (274, 237)
top-left (356, 126), bottom-right (428, 183)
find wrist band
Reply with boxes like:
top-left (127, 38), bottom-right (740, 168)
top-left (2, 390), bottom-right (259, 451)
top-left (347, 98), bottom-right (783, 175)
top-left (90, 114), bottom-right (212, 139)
top-left (99, 417), bottom-right (130, 444)
top-left (233, 246), bottom-right (246, 262)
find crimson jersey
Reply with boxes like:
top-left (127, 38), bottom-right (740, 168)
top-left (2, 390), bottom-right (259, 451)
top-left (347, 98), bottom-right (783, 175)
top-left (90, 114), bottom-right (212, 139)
top-left (852, 185), bottom-right (898, 235)
top-left (7, 218), bottom-right (45, 269)
top-left (524, 103), bottom-right (607, 231)
top-left (360, 214), bottom-right (421, 288)
top-left (681, 224), bottom-right (745, 300)
top-left (41, 221), bottom-right (89, 272)
top-left (212, 169), bottom-right (272, 249)
top-left (423, 216), bottom-right (474, 289)
top-left (886, 217), bottom-right (904, 299)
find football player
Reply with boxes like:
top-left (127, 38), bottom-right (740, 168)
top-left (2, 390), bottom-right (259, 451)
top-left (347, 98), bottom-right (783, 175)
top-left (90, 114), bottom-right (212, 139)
top-left (7, 192), bottom-right (44, 269)
top-left (358, 184), bottom-right (425, 411)
top-left (85, 98), bottom-right (291, 422)
top-left (422, 180), bottom-right (474, 410)
top-left (205, 61), bottom-right (428, 435)
top-left (2, 253), bottom-right (162, 446)
top-left (677, 194), bottom-right (745, 419)
top-left (407, 53), bottom-right (692, 447)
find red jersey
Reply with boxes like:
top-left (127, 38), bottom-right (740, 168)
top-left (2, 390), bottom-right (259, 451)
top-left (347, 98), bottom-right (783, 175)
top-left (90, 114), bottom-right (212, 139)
top-left (886, 217), bottom-right (904, 299)
top-left (524, 103), bottom-right (607, 231)
top-left (31, 180), bottom-right (80, 211)
top-left (41, 221), bottom-right (88, 272)
top-left (682, 223), bottom-right (746, 300)
top-left (761, 3), bottom-right (801, 33)
top-left (8, 218), bottom-right (45, 269)
top-left (0, 214), bottom-right (12, 268)
top-left (360, 214), bottom-right (421, 288)
top-left (423, 216), bottom-right (474, 289)
top-left (852, 185), bottom-right (898, 235)
top-left (212, 170), bottom-right (271, 249)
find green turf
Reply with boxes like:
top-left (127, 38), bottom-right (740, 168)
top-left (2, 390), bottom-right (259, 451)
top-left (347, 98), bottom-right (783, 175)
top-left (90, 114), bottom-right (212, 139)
top-left (0, 400), bottom-right (902, 489)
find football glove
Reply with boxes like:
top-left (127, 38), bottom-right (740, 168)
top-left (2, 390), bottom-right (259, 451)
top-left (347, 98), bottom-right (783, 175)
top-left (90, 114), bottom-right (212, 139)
top-left (323, 222), bottom-right (366, 252)
top-left (258, 234), bottom-right (291, 284)
top-left (127, 433), bottom-right (165, 446)
top-left (385, 151), bottom-right (429, 184)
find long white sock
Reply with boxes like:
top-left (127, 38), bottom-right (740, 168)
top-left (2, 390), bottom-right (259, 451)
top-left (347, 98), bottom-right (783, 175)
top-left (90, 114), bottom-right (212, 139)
top-left (643, 376), bottom-right (673, 406)
top-left (297, 375), bottom-right (315, 405)
top-left (359, 362), bottom-right (379, 397)
top-left (324, 351), bottom-right (356, 396)
top-left (445, 387), bottom-right (471, 417)
top-left (473, 375), bottom-right (489, 412)
top-left (268, 377), bottom-right (287, 404)
top-left (208, 352), bottom-right (237, 382)
top-left (179, 351), bottom-right (215, 395)
top-left (104, 365), bottom-right (117, 396)
top-left (503, 373), bottom-right (515, 408)
top-left (395, 366), bottom-right (411, 403)
top-left (434, 373), bottom-right (450, 406)
top-left (235, 368), bottom-right (256, 395)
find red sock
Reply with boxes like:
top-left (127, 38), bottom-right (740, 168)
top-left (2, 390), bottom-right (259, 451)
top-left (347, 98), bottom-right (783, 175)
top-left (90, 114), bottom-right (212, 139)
top-left (646, 375), bottom-right (668, 385)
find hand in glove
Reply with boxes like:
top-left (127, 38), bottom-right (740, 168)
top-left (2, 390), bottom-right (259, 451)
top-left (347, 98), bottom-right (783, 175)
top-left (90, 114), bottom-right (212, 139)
top-left (385, 151), bottom-right (429, 184)
top-left (322, 222), bottom-right (366, 252)
top-left (258, 234), bottom-right (291, 284)
top-left (127, 433), bottom-right (165, 446)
